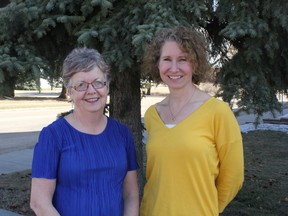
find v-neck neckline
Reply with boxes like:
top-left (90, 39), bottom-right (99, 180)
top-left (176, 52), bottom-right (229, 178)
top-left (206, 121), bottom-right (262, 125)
top-left (152, 97), bottom-right (214, 130)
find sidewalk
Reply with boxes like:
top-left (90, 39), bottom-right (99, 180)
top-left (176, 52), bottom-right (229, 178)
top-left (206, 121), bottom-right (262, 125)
top-left (0, 209), bottom-right (22, 216)
top-left (0, 149), bottom-right (33, 174)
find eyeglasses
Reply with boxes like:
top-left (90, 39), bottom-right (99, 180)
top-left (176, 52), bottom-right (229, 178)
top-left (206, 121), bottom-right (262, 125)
top-left (73, 80), bottom-right (107, 92)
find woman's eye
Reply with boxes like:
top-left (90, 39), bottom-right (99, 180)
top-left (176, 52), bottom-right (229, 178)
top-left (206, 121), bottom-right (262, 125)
top-left (161, 57), bottom-right (171, 61)
top-left (78, 83), bottom-right (85, 87)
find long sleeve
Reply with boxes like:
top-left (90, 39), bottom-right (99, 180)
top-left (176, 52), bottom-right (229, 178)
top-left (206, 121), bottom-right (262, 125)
top-left (214, 102), bottom-right (244, 212)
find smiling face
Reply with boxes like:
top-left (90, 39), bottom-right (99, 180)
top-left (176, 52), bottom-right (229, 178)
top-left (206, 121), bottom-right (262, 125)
top-left (68, 66), bottom-right (108, 114)
top-left (158, 41), bottom-right (194, 89)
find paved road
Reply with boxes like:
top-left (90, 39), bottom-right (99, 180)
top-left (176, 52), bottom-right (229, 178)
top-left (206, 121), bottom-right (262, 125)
top-left (0, 107), bottom-right (70, 133)
top-left (0, 107), bottom-right (70, 154)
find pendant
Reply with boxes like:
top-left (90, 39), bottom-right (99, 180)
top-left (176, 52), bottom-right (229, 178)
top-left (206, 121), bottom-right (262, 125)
top-left (171, 116), bottom-right (175, 121)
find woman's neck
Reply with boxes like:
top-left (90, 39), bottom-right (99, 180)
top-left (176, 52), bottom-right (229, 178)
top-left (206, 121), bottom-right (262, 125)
top-left (168, 84), bottom-right (196, 103)
top-left (70, 110), bottom-right (107, 134)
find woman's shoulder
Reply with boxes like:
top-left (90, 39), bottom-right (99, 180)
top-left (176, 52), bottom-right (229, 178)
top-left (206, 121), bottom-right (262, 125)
top-left (37, 118), bottom-right (68, 149)
top-left (208, 97), bottom-right (231, 109)
top-left (41, 116), bottom-right (69, 134)
top-left (203, 97), bottom-right (235, 118)
top-left (50, 116), bottom-right (68, 127)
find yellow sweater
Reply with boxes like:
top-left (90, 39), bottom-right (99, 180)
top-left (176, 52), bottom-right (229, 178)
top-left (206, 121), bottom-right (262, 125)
top-left (140, 98), bottom-right (244, 216)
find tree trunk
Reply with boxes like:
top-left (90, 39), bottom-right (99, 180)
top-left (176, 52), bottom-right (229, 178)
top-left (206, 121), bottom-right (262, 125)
top-left (109, 68), bottom-right (145, 197)
top-left (146, 87), bottom-right (151, 95)
top-left (58, 84), bottom-right (67, 99)
top-left (0, 75), bottom-right (16, 98)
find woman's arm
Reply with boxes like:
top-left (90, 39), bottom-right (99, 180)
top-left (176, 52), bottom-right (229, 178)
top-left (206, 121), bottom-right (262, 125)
top-left (30, 178), bottom-right (60, 216)
top-left (214, 103), bottom-right (244, 212)
top-left (123, 170), bottom-right (139, 216)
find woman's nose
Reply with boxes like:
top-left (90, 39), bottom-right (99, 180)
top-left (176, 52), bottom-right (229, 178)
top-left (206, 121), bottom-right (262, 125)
top-left (170, 61), bottom-right (179, 72)
top-left (87, 83), bottom-right (97, 93)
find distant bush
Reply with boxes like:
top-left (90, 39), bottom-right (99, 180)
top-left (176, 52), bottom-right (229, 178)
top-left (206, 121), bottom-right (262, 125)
top-left (15, 81), bottom-right (37, 90)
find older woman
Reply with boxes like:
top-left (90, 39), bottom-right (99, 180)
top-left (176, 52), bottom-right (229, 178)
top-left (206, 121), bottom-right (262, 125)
top-left (30, 47), bottom-right (139, 216)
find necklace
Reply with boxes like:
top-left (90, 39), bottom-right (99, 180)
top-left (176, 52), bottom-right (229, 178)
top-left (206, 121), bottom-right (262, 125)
top-left (168, 88), bottom-right (196, 122)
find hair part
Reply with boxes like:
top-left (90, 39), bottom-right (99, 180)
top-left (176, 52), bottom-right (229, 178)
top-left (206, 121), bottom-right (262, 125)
top-left (142, 26), bottom-right (211, 85)
top-left (62, 47), bottom-right (111, 88)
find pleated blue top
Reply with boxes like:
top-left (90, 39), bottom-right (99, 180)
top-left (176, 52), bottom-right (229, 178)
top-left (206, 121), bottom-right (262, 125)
top-left (32, 116), bottom-right (139, 216)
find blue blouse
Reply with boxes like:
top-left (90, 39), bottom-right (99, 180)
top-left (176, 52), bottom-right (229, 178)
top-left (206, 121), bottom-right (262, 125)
top-left (32, 116), bottom-right (139, 216)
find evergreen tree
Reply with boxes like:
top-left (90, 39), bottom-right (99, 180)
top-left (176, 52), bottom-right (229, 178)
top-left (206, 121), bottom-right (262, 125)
top-left (214, 0), bottom-right (288, 122)
top-left (0, 0), bottom-right (54, 97)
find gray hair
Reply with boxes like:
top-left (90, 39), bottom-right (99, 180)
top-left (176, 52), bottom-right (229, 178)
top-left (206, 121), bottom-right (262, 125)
top-left (62, 47), bottom-right (111, 87)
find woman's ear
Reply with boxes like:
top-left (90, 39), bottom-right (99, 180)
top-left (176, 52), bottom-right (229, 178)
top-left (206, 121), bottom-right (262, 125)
top-left (66, 88), bottom-right (72, 97)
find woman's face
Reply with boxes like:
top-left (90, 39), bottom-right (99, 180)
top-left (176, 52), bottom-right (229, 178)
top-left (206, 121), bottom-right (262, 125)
top-left (158, 41), bottom-right (194, 89)
top-left (68, 67), bottom-right (108, 114)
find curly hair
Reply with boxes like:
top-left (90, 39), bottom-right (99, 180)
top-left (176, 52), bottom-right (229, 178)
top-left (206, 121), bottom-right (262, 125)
top-left (142, 26), bottom-right (211, 85)
top-left (62, 47), bottom-right (111, 88)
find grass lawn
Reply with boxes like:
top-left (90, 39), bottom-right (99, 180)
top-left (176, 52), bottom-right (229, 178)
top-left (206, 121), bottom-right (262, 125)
top-left (222, 130), bottom-right (288, 216)
top-left (0, 130), bottom-right (287, 215)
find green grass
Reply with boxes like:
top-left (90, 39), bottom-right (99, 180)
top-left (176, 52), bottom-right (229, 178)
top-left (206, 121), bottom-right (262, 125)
top-left (221, 130), bottom-right (288, 216)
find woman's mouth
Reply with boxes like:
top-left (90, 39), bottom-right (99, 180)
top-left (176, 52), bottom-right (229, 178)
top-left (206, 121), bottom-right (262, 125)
top-left (85, 97), bottom-right (100, 103)
top-left (168, 75), bottom-right (182, 80)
